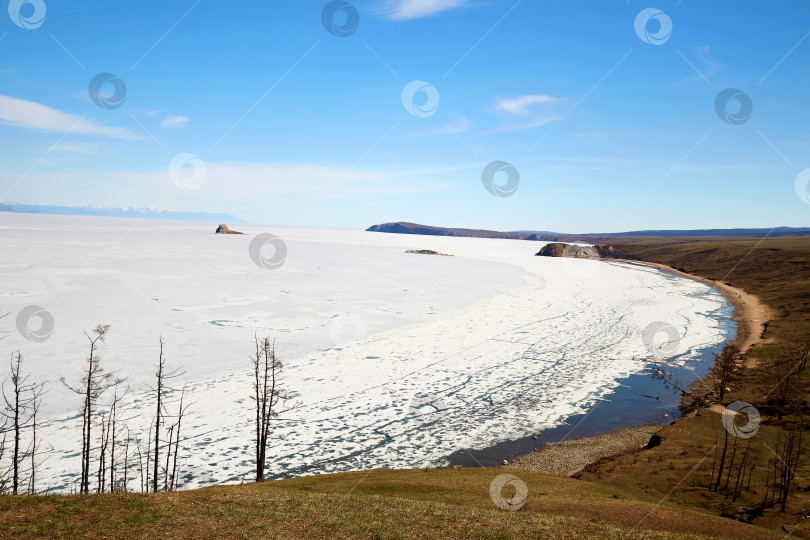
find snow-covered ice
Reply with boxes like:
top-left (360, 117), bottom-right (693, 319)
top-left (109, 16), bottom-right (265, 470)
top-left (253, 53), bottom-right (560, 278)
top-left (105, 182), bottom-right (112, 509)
top-left (0, 214), bottom-right (732, 491)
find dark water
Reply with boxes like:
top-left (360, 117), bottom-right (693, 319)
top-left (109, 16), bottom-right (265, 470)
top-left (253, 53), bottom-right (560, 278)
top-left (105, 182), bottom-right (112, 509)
top-left (447, 285), bottom-right (737, 468)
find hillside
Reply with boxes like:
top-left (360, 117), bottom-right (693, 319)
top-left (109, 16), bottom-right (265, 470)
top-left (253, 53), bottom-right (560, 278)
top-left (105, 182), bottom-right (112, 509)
top-left (0, 468), bottom-right (780, 539)
top-left (574, 236), bottom-right (810, 534)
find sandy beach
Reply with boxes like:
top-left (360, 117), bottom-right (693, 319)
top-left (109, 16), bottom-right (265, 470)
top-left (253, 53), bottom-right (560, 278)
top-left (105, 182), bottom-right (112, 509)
top-left (628, 261), bottom-right (770, 359)
top-left (505, 259), bottom-right (771, 477)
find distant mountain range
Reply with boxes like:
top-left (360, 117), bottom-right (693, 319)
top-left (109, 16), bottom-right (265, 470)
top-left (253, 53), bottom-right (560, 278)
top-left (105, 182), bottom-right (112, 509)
top-left (366, 222), bottom-right (810, 242)
top-left (0, 202), bottom-right (243, 223)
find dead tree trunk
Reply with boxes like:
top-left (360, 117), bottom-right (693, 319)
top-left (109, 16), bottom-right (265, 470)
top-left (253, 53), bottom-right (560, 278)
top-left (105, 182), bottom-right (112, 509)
top-left (62, 324), bottom-right (117, 494)
top-left (163, 425), bottom-right (173, 492)
top-left (148, 338), bottom-right (184, 493)
top-left (106, 381), bottom-right (127, 492)
top-left (779, 413), bottom-right (805, 512)
top-left (152, 338), bottom-right (164, 494)
top-left (251, 337), bottom-right (299, 482)
top-left (2, 352), bottom-right (44, 495)
top-left (11, 356), bottom-right (20, 495)
top-left (29, 401), bottom-right (38, 494)
top-left (170, 385), bottom-right (189, 491)
top-left (714, 429), bottom-right (729, 491)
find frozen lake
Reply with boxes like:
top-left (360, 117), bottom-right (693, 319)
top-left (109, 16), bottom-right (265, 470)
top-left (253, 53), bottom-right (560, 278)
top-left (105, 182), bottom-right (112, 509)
top-left (0, 214), bottom-right (732, 491)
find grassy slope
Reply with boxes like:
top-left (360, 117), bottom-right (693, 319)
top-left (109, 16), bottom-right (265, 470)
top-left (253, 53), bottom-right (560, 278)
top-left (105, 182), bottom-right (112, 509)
top-left (576, 236), bottom-right (810, 534)
top-left (0, 468), bottom-right (780, 539)
top-left (605, 236), bottom-right (810, 415)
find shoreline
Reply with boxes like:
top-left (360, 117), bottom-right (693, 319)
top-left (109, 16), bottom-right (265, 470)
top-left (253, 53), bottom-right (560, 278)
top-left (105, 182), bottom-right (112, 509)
top-left (622, 260), bottom-right (770, 359)
top-left (502, 259), bottom-right (771, 476)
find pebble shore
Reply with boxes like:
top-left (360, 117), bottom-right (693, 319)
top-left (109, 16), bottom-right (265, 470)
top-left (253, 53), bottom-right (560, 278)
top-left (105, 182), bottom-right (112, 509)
top-left (504, 425), bottom-right (660, 476)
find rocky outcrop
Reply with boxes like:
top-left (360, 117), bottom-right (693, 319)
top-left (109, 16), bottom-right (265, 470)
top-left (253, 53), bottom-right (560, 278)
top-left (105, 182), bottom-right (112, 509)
top-left (536, 243), bottom-right (567, 257)
top-left (535, 242), bottom-right (623, 259)
top-left (406, 249), bottom-right (452, 256)
top-left (216, 224), bottom-right (244, 235)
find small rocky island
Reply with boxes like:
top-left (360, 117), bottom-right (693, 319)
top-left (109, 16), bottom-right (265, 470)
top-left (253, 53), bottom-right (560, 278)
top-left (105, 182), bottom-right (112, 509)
top-left (406, 249), bottom-right (452, 256)
top-left (535, 242), bottom-right (621, 259)
top-left (216, 224), bottom-right (244, 235)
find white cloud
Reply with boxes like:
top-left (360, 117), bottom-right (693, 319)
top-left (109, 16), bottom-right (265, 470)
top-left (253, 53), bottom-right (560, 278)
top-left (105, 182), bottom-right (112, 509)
top-left (485, 94), bottom-right (565, 133)
top-left (494, 94), bottom-right (562, 116)
top-left (0, 95), bottom-right (140, 140)
top-left (160, 115), bottom-right (190, 130)
top-left (382, 0), bottom-right (469, 20)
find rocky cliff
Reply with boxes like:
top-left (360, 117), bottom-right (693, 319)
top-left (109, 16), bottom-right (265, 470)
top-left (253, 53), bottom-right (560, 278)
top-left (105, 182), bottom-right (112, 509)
top-left (535, 243), bottom-right (625, 259)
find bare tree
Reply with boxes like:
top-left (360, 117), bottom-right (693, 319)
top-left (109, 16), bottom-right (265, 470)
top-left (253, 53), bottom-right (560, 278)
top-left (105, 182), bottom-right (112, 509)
top-left (28, 394), bottom-right (41, 494)
top-left (96, 410), bottom-right (110, 493)
top-left (148, 337), bottom-right (184, 493)
top-left (94, 380), bottom-right (130, 494)
top-left (106, 380), bottom-right (129, 492)
top-left (708, 344), bottom-right (740, 401)
top-left (152, 338), bottom-right (165, 493)
top-left (163, 424), bottom-right (173, 492)
top-left (648, 365), bottom-right (706, 411)
top-left (135, 422), bottom-right (151, 494)
top-left (251, 336), bottom-right (299, 482)
top-left (62, 324), bottom-right (120, 494)
top-left (121, 427), bottom-right (131, 492)
top-left (1, 352), bottom-right (44, 494)
top-left (169, 385), bottom-right (190, 491)
top-left (731, 441), bottom-right (755, 502)
top-left (713, 428), bottom-right (730, 492)
top-left (774, 412), bottom-right (805, 512)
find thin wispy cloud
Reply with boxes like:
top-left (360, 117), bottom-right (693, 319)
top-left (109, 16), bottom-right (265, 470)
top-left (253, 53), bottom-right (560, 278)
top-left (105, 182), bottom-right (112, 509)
top-left (0, 95), bottom-right (140, 140)
top-left (161, 115), bottom-right (190, 130)
top-left (138, 110), bottom-right (190, 129)
top-left (485, 93), bottom-right (565, 133)
top-left (494, 94), bottom-right (562, 116)
top-left (382, 0), bottom-right (470, 20)
top-left (674, 45), bottom-right (722, 85)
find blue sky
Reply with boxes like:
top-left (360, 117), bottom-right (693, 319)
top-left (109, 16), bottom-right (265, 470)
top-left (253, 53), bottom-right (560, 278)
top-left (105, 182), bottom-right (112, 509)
top-left (1, 0), bottom-right (808, 232)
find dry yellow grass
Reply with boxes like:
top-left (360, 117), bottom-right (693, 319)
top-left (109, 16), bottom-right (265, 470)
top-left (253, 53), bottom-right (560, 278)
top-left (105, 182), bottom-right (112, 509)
top-left (0, 468), bottom-right (781, 539)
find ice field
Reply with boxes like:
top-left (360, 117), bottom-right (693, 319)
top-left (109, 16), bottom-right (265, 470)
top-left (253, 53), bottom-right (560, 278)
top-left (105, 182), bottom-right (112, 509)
top-left (0, 213), bottom-right (733, 491)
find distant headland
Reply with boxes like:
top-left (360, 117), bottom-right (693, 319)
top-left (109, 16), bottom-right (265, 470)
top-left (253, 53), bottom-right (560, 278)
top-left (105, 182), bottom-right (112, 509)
top-left (366, 221), bottom-right (810, 242)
